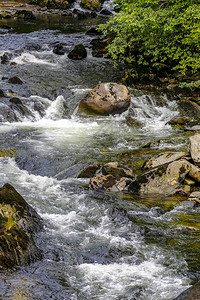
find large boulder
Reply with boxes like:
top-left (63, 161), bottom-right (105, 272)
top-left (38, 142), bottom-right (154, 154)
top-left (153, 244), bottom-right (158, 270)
top-left (129, 159), bottom-right (200, 195)
top-left (0, 183), bottom-right (42, 268)
top-left (189, 134), bottom-right (200, 165)
top-left (78, 82), bottom-right (130, 116)
top-left (173, 281), bottom-right (200, 300)
top-left (78, 162), bottom-right (101, 178)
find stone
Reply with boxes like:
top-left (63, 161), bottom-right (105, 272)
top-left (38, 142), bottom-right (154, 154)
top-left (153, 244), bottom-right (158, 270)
top-left (78, 163), bottom-right (101, 178)
top-left (178, 99), bottom-right (200, 122)
top-left (14, 10), bottom-right (36, 20)
top-left (129, 159), bottom-right (200, 195)
top-left (184, 125), bottom-right (200, 131)
top-left (1, 52), bottom-right (12, 64)
top-left (143, 152), bottom-right (186, 170)
top-left (0, 183), bottom-right (42, 268)
top-left (86, 27), bottom-right (102, 36)
top-left (53, 43), bottom-right (66, 55)
top-left (0, 89), bottom-right (5, 97)
top-left (68, 44), bottom-right (87, 60)
top-left (78, 82), bottom-right (130, 116)
top-left (188, 191), bottom-right (200, 204)
top-left (100, 9), bottom-right (112, 15)
top-left (173, 280), bottom-right (200, 300)
top-left (89, 174), bottom-right (130, 191)
top-left (91, 36), bottom-right (110, 57)
top-left (102, 162), bottom-right (134, 178)
top-left (189, 134), bottom-right (200, 165)
top-left (167, 115), bottom-right (190, 126)
top-left (8, 76), bottom-right (23, 85)
top-left (89, 174), bottom-right (118, 190)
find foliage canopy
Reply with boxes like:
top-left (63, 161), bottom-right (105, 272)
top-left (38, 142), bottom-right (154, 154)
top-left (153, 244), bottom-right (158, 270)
top-left (99, 0), bottom-right (200, 82)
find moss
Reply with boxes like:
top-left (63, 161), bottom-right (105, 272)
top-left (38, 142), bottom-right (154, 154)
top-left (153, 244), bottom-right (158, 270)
top-left (0, 149), bottom-right (16, 158)
top-left (81, 0), bottom-right (101, 10)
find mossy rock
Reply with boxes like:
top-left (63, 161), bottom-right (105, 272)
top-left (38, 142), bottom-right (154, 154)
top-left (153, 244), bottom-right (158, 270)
top-left (68, 44), bottom-right (87, 60)
top-left (0, 149), bottom-right (16, 157)
top-left (81, 0), bottom-right (101, 10)
top-left (30, 0), bottom-right (70, 9)
top-left (14, 10), bottom-right (36, 20)
top-left (0, 183), bottom-right (43, 268)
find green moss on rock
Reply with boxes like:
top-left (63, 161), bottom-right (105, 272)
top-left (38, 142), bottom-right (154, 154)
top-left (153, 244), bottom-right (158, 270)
top-left (81, 0), bottom-right (101, 10)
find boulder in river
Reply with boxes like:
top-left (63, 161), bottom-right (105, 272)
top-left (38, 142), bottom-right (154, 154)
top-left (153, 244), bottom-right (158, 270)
top-left (68, 44), bottom-right (87, 60)
top-left (0, 183), bottom-right (42, 268)
top-left (189, 134), bottom-right (200, 165)
top-left (167, 115), bottom-right (190, 126)
top-left (78, 82), bottom-right (130, 115)
top-left (53, 43), bottom-right (66, 55)
top-left (173, 280), bottom-right (200, 300)
top-left (178, 99), bottom-right (200, 122)
top-left (1, 52), bottom-right (12, 65)
top-left (142, 152), bottom-right (186, 170)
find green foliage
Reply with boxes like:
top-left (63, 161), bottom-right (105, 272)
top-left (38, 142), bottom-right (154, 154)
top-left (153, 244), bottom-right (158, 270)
top-left (30, 0), bottom-right (70, 9)
top-left (99, 0), bottom-right (200, 80)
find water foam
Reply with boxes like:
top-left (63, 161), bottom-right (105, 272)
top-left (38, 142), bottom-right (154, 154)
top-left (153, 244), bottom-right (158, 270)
top-left (12, 52), bottom-right (57, 66)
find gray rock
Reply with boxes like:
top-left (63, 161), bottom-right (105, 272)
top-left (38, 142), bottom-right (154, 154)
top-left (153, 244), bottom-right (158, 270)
top-left (102, 162), bottom-right (134, 178)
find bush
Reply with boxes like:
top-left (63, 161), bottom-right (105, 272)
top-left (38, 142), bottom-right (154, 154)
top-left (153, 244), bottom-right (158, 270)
top-left (99, 0), bottom-right (200, 82)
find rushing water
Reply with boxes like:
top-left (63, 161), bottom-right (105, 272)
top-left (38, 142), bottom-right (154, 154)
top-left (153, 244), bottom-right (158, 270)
top-left (0, 15), bottom-right (200, 300)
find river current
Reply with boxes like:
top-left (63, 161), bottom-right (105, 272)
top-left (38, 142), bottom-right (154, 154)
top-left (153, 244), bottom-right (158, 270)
top-left (0, 14), bottom-right (199, 300)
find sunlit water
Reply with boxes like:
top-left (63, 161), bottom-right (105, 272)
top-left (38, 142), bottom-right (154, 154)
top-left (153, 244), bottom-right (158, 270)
top-left (0, 15), bottom-right (199, 300)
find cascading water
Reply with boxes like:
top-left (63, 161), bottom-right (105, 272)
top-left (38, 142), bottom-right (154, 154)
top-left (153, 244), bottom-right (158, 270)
top-left (0, 14), bottom-right (199, 300)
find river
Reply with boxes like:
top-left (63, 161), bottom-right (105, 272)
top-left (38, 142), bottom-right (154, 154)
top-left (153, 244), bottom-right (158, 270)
top-left (0, 14), bottom-right (199, 300)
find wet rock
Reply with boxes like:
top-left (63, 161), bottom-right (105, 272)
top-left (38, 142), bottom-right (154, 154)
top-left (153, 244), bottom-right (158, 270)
top-left (8, 76), bottom-right (23, 85)
top-left (129, 159), bottom-right (200, 195)
top-left (91, 36), bottom-right (110, 57)
top-left (90, 174), bottom-right (118, 190)
top-left (102, 162), bottom-right (134, 178)
top-left (184, 124), bottom-right (200, 131)
top-left (1, 52), bottom-right (12, 64)
top-left (173, 280), bottom-right (200, 300)
top-left (143, 152), bottom-right (186, 170)
top-left (78, 162), bottom-right (101, 178)
top-left (167, 115), bottom-right (190, 126)
top-left (78, 82), bottom-right (130, 116)
top-left (53, 43), bottom-right (66, 55)
top-left (86, 27), bottom-right (102, 36)
top-left (0, 103), bottom-right (17, 122)
top-left (89, 174), bottom-right (130, 191)
top-left (188, 191), bottom-right (200, 204)
top-left (178, 99), bottom-right (200, 122)
top-left (189, 134), bottom-right (200, 165)
top-left (14, 10), bottom-right (36, 20)
top-left (9, 97), bottom-right (23, 105)
top-left (0, 183), bottom-right (42, 269)
top-left (68, 44), bottom-right (87, 60)
top-left (24, 43), bottom-right (41, 52)
top-left (72, 8), bottom-right (91, 19)
top-left (100, 8), bottom-right (112, 15)
top-left (81, 0), bottom-right (101, 11)
top-left (0, 89), bottom-right (5, 97)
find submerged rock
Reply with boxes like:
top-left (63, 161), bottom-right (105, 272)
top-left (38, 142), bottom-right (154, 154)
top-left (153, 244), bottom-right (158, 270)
top-left (0, 183), bottom-right (42, 268)
top-left (53, 43), bottom-right (66, 55)
top-left (78, 82), bottom-right (130, 116)
top-left (68, 44), bottom-right (87, 60)
top-left (173, 280), bottom-right (200, 300)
